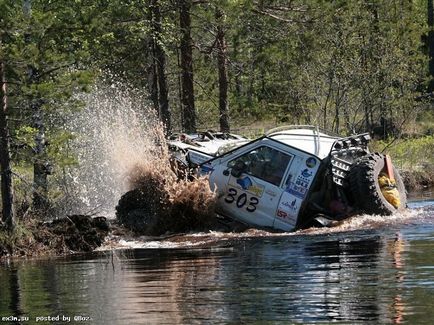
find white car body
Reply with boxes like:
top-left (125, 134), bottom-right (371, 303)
top-left (169, 126), bottom-right (371, 232)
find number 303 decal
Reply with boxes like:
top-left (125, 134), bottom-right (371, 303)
top-left (224, 188), bottom-right (259, 212)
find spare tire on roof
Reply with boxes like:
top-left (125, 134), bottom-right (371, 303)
top-left (348, 152), bottom-right (407, 215)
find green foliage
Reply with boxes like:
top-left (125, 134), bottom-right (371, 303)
top-left (1, 0), bottom-right (434, 215)
top-left (416, 109), bottom-right (434, 135)
top-left (371, 136), bottom-right (434, 170)
top-left (14, 126), bottom-right (37, 148)
top-left (185, 0), bottom-right (429, 133)
top-left (5, 0), bottom-right (430, 131)
top-left (0, 0), bottom-right (100, 213)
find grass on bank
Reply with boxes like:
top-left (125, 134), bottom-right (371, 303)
top-left (371, 136), bottom-right (434, 171)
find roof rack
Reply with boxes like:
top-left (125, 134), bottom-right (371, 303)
top-left (265, 125), bottom-right (339, 156)
top-left (265, 125), bottom-right (338, 137)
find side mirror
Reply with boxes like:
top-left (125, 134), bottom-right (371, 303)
top-left (231, 160), bottom-right (247, 178)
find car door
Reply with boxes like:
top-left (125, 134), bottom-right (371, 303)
top-left (212, 145), bottom-right (293, 229)
top-left (273, 154), bottom-right (321, 231)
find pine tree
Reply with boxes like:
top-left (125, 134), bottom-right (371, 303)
top-left (179, 0), bottom-right (196, 133)
top-left (216, 7), bottom-right (230, 133)
top-left (0, 46), bottom-right (15, 231)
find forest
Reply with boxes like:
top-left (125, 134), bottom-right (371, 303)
top-left (1, 0), bottom-right (434, 232)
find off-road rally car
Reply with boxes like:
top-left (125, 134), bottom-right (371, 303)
top-left (116, 125), bottom-right (406, 234)
top-left (166, 125), bottom-right (407, 231)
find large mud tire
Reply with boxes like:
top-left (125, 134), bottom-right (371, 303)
top-left (348, 152), bottom-right (407, 215)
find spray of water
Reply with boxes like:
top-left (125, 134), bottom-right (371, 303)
top-left (62, 81), bottom-right (216, 223)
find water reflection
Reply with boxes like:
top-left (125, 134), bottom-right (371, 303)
top-left (1, 206), bottom-right (434, 324)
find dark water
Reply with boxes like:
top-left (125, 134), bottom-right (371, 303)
top-left (1, 200), bottom-right (434, 324)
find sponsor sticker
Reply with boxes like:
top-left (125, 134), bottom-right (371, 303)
top-left (286, 167), bottom-right (314, 199)
top-left (295, 177), bottom-right (309, 188)
top-left (287, 182), bottom-right (307, 199)
top-left (281, 198), bottom-right (298, 212)
top-left (229, 176), bottom-right (264, 197)
top-left (277, 192), bottom-right (301, 224)
top-left (301, 168), bottom-right (313, 178)
top-left (306, 157), bottom-right (317, 168)
top-left (276, 209), bottom-right (289, 219)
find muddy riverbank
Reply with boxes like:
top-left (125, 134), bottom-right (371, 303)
top-left (0, 215), bottom-right (110, 260)
top-left (401, 167), bottom-right (434, 191)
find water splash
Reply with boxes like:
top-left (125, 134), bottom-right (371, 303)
top-left (60, 83), bottom-right (160, 215)
top-left (298, 208), bottom-right (426, 235)
top-left (62, 81), bottom-right (216, 227)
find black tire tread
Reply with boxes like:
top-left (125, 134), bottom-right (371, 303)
top-left (348, 152), bottom-right (407, 215)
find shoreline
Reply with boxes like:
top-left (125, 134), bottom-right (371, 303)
top-left (400, 168), bottom-right (434, 192)
top-left (0, 215), bottom-right (110, 261)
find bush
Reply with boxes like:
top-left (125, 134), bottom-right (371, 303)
top-left (371, 136), bottom-right (434, 171)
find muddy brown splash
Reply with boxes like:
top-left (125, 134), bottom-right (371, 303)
top-left (64, 82), bottom-right (217, 226)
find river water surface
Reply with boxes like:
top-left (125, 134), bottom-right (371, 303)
top-left (1, 196), bottom-right (434, 324)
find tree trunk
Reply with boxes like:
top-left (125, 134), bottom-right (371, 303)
top-left (31, 94), bottom-right (48, 211)
top-left (156, 48), bottom-right (171, 133)
top-left (363, 99), bottom-right (371, 132)
top-left (151, 0), bottom-right (171, 133)
top-left (216, 8), bottom-right (230, 133)
top-left (0, 59), bottom-right (15, 231)
top-left (24, 0), bottom-right (48, 211)
top-left (179, 0), bottom-right (196, 133)
top-left (428, 0), bottom-right (434, 93)
top-left (334, 85), bottom-right (340, 134)
top-left (147, 38), bottom-right (159, 112)
top-left (232, 34), bottom-right (242, 113)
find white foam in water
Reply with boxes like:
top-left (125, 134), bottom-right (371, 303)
top-left (96, 205), bottom-right (433, 250)
top-left (297, 209), bottom-right (424, 236)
